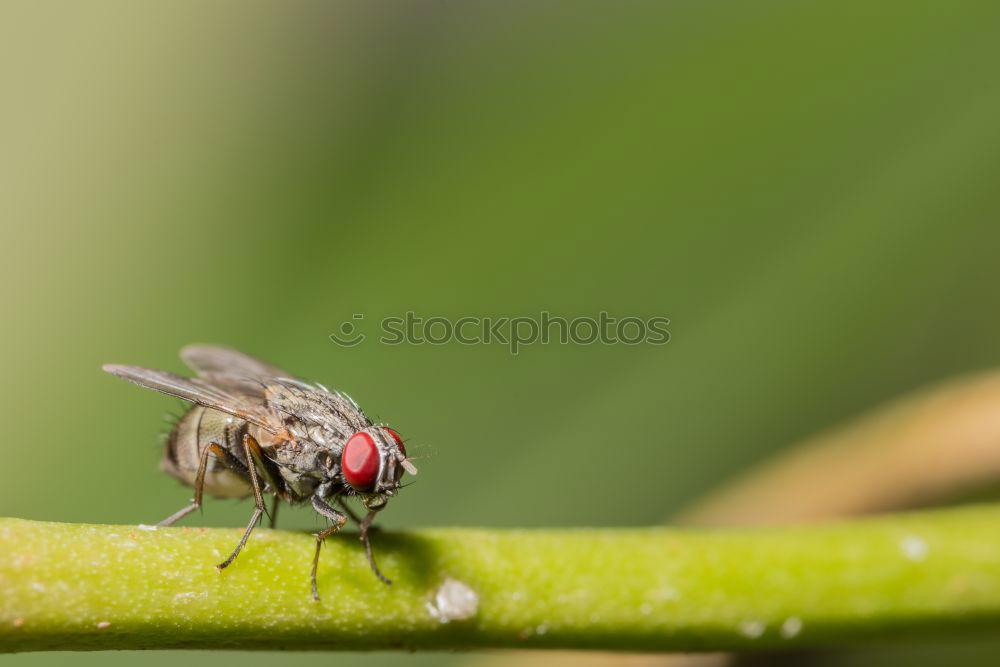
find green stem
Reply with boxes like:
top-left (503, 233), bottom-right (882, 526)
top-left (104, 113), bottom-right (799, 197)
top-left (3, 507), bottom-right (1000, 652)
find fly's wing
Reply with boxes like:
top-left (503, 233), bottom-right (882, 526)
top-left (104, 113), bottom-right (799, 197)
top-left (181, 344), bottom-right (291, 379)
top-left (181, 344), bottom-right (294, 399)
top-left (103, 364), bottom-right (284, 433)
top-left (178, 344), bottom-right (369, 434)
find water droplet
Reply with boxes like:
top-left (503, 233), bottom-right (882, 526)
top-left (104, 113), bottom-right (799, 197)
top-left (426, 577), bottom-right (479, 623)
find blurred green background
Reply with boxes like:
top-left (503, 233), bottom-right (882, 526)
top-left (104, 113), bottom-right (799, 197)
top-left (3, 1), bottom-right (1000, 665)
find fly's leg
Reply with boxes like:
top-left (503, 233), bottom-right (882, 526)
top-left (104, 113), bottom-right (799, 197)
top-left (335, 499), bottom-right (390, 584)
top-left (158, 442), bottom-right (233, 526)
top-left (310, 495), bottom-right (347, 601)
top-left (360, 509), bottom-right (391, 585)
top-left (216, 434), bottom-right (267, 571)
top-left (243, 434), bottom-right (283, 526)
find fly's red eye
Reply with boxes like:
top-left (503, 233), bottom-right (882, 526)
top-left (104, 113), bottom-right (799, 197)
top-left (385, 427), bottom-right (405, 456)
top-left (342, 432), bottom-right (380, 491)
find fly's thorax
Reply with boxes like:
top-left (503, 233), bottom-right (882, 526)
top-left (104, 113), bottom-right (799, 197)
top-left (259, 420), bottom-right (337, 501)
top-left (260, 379), bottom-right (382, 500)
top-left (161, 406), bottom-right (252, 499)
top-left (265, 380), bottom-right (369, 443)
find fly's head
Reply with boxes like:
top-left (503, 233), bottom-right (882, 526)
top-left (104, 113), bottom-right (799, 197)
top-left (340, 426), bottom-right (417, 510)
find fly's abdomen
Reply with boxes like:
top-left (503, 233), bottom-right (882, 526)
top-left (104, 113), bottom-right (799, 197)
top-left (161, 406), bottom-right (253, 499)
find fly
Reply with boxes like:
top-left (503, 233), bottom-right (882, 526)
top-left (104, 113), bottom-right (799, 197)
top-left (103, 345), bottom-right (417, 600)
